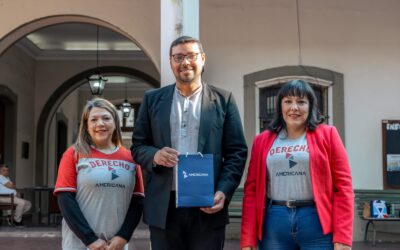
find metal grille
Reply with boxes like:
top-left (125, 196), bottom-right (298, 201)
top-left (259, 86), bottom-right (280, 131)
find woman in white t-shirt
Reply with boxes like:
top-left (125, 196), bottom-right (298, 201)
top-left (241, 80), bottom-right (354, 250)
top-left (55, 98), bottom-right (144, 250)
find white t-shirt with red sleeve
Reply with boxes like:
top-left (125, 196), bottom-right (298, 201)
top-left (55, 146), bottom-right (144, 250)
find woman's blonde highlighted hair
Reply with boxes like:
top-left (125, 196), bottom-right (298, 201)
top-left (74, 98), bottom-right (122, 156)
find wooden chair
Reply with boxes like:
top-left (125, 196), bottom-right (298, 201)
top-left (0, 193), bottom-right (17, 226)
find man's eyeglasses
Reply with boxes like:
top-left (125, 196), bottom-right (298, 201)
top-left (171, 53), bottom-right (201, 63)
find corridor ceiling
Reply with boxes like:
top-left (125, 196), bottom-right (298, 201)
top-left (13, 23), bottom-right (152, 90)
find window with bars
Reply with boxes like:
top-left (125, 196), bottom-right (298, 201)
top-left (259, 83), bottom-right (328, 132)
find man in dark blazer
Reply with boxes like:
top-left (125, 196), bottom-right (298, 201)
top-left (131, 36), bottom-right (248, 250)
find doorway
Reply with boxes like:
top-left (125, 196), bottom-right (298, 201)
top-left (0, 101), bottom-right (4, 164)
top-left (56, 119), bottom-right (68, 171)
top-left (0, 88), bottom-right (17, 180)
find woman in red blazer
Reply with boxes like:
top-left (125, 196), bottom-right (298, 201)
top-left (241, 80), bottom-right (353, 250)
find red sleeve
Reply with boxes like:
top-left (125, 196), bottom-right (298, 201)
top-left (330, 126), bottom-right (354, 246)
top-left (133, 164), bottom-right (145, 197)
top-left (241, 134), bottom-right (262, 248)
top-left (54, 147), bottom-right (78, 194)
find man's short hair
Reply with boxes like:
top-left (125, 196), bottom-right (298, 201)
top-left (169, 36), bottom-right (204, 56)
top-left (0, 164), bottom-right (8, 169)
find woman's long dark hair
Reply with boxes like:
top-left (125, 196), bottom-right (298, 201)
top-left (267, 79), bottom-right (324, 133)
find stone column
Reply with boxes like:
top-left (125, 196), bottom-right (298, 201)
top-left (160, 0), bottom-right (199, 86)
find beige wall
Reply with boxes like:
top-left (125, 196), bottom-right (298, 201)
top-left (200, 0), bottom-right (400, 241)
top-left (200, 0), bottom-right (400, 191)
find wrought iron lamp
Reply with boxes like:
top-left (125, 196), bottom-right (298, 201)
top-left (121, 80), bottom-right (132, 118)
top-left (88, 25), bottom-right (107, 96)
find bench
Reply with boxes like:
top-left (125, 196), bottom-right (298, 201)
top-left (229, 187), bottom-right (243, 221)
top-left (354, 189), bottom-right (400, 245)
top-left (0, 193), bottom-right (17, 226)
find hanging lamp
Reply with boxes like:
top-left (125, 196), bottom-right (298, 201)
top-left (121, 80), bottom-right (132, 118)
top-left (88, 25), bottom-right (107, 96)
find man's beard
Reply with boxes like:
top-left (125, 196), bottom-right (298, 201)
top-left (178, 71), bottom-right (196, 83)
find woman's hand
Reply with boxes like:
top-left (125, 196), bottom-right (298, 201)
top-left (106, 236), bottom-right (128, 250)
top-left (87, 239), bottom-right (107, 250)
top-left (241, 247), bottom-right (256, 250)
top-left (334, 242), bottom-right (351, 250)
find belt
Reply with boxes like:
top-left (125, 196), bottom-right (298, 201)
top-left (271, 200), bottom-right (315, 208)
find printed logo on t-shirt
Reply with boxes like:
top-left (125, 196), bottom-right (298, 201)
top-left (107, 167), bottom-right (120, 180)
top-left (286, 153), bottom-right (297, 168)
top-left (77, 158), bottom-right (135, 172)
top-left (269, 144), bottom-right (308, 156)
top-left (266, 133), bottom-right (313, 200)
top-left (80, 158), bottom-right (136, 171)
top-left (76, 158), bottom-right (136, 189)
top-left (269, 144), bottom-right (309, 177)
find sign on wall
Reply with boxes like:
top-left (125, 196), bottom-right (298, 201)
top-left (382, 120), bottom-right (400, 189)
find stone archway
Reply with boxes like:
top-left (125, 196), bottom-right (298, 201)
top-left (36, 66), bottom-right (159, 185)
top-left (0, 15), bottom-right (159, 71)
top-left (0, 15), bottom-right (160, 186)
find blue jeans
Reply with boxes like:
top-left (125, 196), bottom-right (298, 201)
top-left (259, 201), bottom-right (333, 250)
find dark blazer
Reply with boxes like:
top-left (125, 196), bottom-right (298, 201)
top-left (131, 83), bottom-right (248, 229)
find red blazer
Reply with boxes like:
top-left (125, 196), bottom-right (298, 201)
top-left (240, 125), bottom-right (354, 248)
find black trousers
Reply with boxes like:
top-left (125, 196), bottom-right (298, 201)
top-left (149, 192), bottom-right (225, 250)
